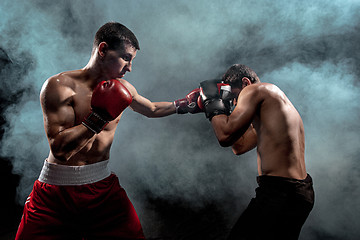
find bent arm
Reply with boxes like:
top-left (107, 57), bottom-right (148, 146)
top-left (231, 124), bottom-right (257, 155)
top-left (41, 78), bottom-right (95, 162)
top-left (120, 79), bottom-right (176, 118)
top-left (47, 122), bottom-right (95, 161)
top-left (210, 85), bottom-right (262, 147)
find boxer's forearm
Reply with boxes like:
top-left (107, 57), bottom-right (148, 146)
top-left (131, 100), bottom-right (176, 118)
top-left (149, 102), bottom-right (177, 117)
top-left (211, 115), bottom-right (234, 147)
top-left (50, 124), bottom-right (95, 162)
top-left (231, 125), bottom-right (257, 155)
top-left (211, 114), bottom-right (249, 147)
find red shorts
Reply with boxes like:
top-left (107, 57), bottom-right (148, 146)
top-left (15, 173), bottom-right (145, 240)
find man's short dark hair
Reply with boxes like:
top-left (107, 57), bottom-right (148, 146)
top-left (93, 22), bottom-right (140, 51)
top-left (222, 64), bottom-right (260, 87)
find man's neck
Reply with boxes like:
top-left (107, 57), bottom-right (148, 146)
top-left (82, 56), bottom-right (109, 88)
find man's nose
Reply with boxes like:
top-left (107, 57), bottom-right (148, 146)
top-left (125, 62), bottom-right (132, 72)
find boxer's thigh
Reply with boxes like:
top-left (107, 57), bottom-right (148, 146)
top-left (84, 175), bottom-right (145, 239)
top-left (15, 186), bottom-right (81, 240)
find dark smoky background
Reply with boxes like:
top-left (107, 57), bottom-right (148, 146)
top-left (0, 0), bottom-right (359, 239)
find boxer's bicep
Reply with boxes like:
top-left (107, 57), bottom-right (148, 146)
top-left (122, 83), bottom-right (175, 117)
top-left (130, 94), bottom-right (154, 115)
top-left (44, 104), bottom-right (76, 140)
top-left (118, 79), bottom-right (154, 115)
top-left (119, 79), bottom-right (176, 117)
top-left (40, 81), bottom-right (76, 140)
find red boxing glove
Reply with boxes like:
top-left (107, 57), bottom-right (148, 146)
top-left (174, 88), bottom-right (204, 114)
top-left (82, 79), bottom-right (132, 133)
top-left (197, 95), bottom-right (204, 110)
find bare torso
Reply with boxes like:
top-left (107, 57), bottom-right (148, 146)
top-left (41, 67), bottom-right (176, 166)
top-left (250, 83), bottom-right (306, 179)
top-left (214, 82), bottom-right (307, 180)
top-left (42, 70), bottom-right (122, 166)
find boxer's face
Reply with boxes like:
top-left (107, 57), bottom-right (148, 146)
top-left (231, 86), bottom-right (241, 98)
top-left (231, 77), bottom-right (251, 96)
top-left (224, 75), bottom-right (240, 97)
top-left (226, 81), bottom-right (241, 98)
top-left (100, 42), bottom-right (137, 79)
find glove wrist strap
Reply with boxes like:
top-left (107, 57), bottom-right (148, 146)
top-left (174, 99), bottom-right (188, 114)
top-left (82, 111), bottom-right (108, 134)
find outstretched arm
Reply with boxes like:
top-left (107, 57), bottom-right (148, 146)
top-left (130, 95), bottom-right (176, 118)
top-left (123, 80), bottom-right (176, 117)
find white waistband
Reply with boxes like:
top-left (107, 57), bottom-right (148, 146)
top-left (38, 160), bottom-right (111, 185)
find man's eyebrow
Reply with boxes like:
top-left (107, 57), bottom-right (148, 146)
top-left (125, 53), bottom-right (134, 59)
top-left (121, 53), bottom-right (133, 60)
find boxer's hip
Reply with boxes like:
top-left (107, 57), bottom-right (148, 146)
top-left (38, 159), bottom-right (111, 185)
top-left (256, 173), bottom-right (314, 205)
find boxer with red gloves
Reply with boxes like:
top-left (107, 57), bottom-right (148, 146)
top-left (16, 22), bottom-right (199, 240)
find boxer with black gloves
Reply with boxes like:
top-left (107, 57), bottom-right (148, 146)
top-left (204, 64), bottom-right (314, 240)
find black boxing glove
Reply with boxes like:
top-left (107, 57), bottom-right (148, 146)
top-left (199, 79), bottom-right (232, 120)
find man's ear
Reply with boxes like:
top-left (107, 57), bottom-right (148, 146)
top-left (242, 77), bottom-right (251, 88)
top-left (98, 42), bottom-right (108, 57)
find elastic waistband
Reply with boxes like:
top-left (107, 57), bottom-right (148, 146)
top-left (38, 160), bottom-right (111, 186)
top-left (257, 174), bottom-right (313, 186)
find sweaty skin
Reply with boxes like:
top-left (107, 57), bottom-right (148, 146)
top-left (40, 42), bottom-right (176, 166)
top-left (211, 82), bottom-right (307, 180)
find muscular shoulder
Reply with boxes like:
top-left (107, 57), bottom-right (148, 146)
top-left (239, 83), bottom-right (267, 102)
top-left (258, 83), bottom-right (288, 105)
top-left (40, 72), bottom-right (77, 111)
top-left (236, 83), bottom-right (285, 112)
top-left (244, 83), bottom-right (283, 99)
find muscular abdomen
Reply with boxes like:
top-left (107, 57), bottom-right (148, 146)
top-left (49, 119), bottom-right (119, 166)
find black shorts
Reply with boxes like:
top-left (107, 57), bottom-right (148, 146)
top-left (227, 174), bottom-right (314, 240)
